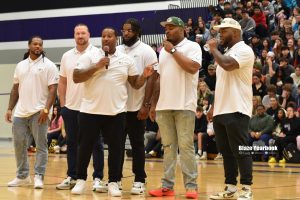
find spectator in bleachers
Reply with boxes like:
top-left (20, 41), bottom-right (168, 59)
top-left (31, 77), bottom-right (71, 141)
top-left (252, 5), bottom-right (269, 38)
top-left (274, 0), bottom-right (289, 21)
top-left (274, 104), bottom-right (300, 163)
top-left (234, 7), bottom-right (243, 21)
top-left (240, 9), bottom-right (256, 44)
top-left (204, 64), bottom-right (217, 92)
top-left (198, 115), bottom-right (215, 160)
top-left (194, 20), bottom-right (210, 42)
top-left (209, 11), bottom-right (223, 29)
top-left (284, 31), bottom-right (294, 45)
top-left (262, 51), bottom-right (278, 84)
top-left (252, 72), bottom-right (267, 99)
top-left (197, 81), bottom-right (214, 107)
top-left (259, 49), bottom-right (268, 68)
top-left (194, 106), bottom-right (207, 159)
top-left (292, 12), bottom-right (300, 32)
top-left (262, 38), bottom-right (272, 51)
top-left (296, 85), bottom-right (300, 109)
top-left (270, 30), bottom-right (281, 46)
top-left (249, 104), bottom-right (274, 156)
top-left (280, 46), bottom-right (293, 64)
top-left (47, 105), bottom-right (63, 148)
top-left (245, 0), bottom-right (254, 16)
top-left (294, 26), bottom-right (300, 40)
top-left (250, 34), bottom-right (263, 57)
top-left (262, 0), bottom-right (276, 32)
top-left (272, 37), bottom-right (284, 59)
top-left (215, 0), bottom-right (226, 18)
top-left (279, 84), bottom-right (296, 109)
top-left (224, 9), bottom-right (234, 19)
top-left (145, 130), bottom-right (162, 158)
top-left (287, 38), bottom-right (296, 59)
top-left (294, 47), bottom-right (300, 66)
top-left (268, 107), bottom-right (287, 163)
top-left (271, 57), bottom-right (295, 90)
top-left (291, 65), bottom-right (300, 87)
top-left (262, 84), bottom-right (279, 108)
top-left (252, 95), bottom-right (262, 116)
top-left (266, 97), bottom-right (281, 121)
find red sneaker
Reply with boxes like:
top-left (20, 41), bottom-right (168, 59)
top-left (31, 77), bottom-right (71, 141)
top-left (148, 188), bottom-right (175, 197)
top-left (185, 189), bottom-right (198, 199)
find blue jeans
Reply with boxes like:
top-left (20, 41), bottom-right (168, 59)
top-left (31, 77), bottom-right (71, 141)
top-left (61, 107), bottom-right (104, 180)
top-left (12, 112), bottom-right (48, 179)
top-left (156, 110), bottom-right (198, 189)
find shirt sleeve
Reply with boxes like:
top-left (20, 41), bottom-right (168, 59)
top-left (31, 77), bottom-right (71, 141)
top-left (128, 57), bottom-right (139, 76)
top-left (228, 45), bottom-right (254, 69)
top-left (143, 46), bottom-right (158, 68)
top-left (59, 53), bottom-right (67, 77)
top-left (47, 62), bottom-right (59, 86)
top-left (13, 64), bottom-right (19, 84)
top-left (185, 42), bottom-right (202, 66)
top-left (75, 53), bottom-right (93, 70)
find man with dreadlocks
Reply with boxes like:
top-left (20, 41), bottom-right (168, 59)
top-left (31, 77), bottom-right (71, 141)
top-left (5, 35), bottom-right (59, 189)
top-left (117, 18), bottom-right (158, 195)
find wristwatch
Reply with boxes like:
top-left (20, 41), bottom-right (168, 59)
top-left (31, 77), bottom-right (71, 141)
top-left (43, 108), bottom-right (49, 114)
top-left (170, 48), bottom-right (176, 54)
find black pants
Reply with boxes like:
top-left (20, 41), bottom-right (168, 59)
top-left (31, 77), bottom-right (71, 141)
top-left (275, 135), bottom-right (297, 160)
top-left (213, 112), bottom-right (253, 185)
top-left (76, 112), bottom-right (125, 182)
top-left (61, 107), bottom-right (104, 180)
top-left (202, 132), bottom-right (215, 152)
top-left (119, 111), bottom-right (146, 183)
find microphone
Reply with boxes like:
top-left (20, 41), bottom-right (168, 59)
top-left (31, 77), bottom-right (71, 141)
top-left (103, 45), bottom-right (109, 69)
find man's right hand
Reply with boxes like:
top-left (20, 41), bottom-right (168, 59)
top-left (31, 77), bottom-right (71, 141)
top-left (5, 110), bottom-right (12, 123)
top-left (149, 106), bottom-right (156, 122)
top-left (96, 57), bottom-right (110, 70)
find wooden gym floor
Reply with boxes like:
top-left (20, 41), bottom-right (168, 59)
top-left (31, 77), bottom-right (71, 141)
top-left (0, 140), bottom-right (299, 200)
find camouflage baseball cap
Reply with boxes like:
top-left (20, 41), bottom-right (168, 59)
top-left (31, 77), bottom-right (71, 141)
top-left (160, 16), bottom-right (185, 28)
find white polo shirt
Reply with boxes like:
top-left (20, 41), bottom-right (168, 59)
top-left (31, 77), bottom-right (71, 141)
top-left (13, 55), bottom-right (59, 117)
top-left (75, 49), bottom-right (138, 115)
top-left (213, 41), bottom-right (255, 117)
top-left (117, 40), bottom-right (158, 111)
top-left (60, 44), bottom-right (98, 111)
top-left (156, 38), bottom-right (202, 112)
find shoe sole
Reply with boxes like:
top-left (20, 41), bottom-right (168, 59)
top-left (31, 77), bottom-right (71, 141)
top-left (131, 190), bottom-right (145, 195)
top-left (93, 188), bottom-right (108, 193)
top-left (34, 186), bottom-right (44, 189)
top-left (56, 185), bottom-right (75, 190)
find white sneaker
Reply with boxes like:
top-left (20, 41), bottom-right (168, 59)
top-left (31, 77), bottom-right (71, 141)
top-left (214, 153), bottom-right (223, 160)
top-left (210, 185), bottom-right (238, 199)
top-left (8, 176), bottom-right (31, 187)
top-left (108, 182), bottom-right (122, 197)
top-left (131, 182), bottom-right (145, 195)
top-left (195, 153), bottom-right (201, 159)
top-left (34, 174), bottom-right (44, 189)
top-left (71, 179), bottom-right (86, 195)
top-left (56, 176), bottom-right (76, 190)
top-left (53, 145), bottom-right (60, 154)
top-left (238, 187), bottom-right (253, 200)
top-left (117, 181), bottom-right (122, 190)
top-left (199, 153), bottom-right (207, 160)
top-left (93, 178), bottom-right (108, 193)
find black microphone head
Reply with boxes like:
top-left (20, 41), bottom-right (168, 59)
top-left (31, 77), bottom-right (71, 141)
top-left (103, 46), bottom-right (109, 57)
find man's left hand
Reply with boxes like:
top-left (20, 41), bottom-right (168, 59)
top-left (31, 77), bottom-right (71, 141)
top-left (137, 105), bottom-right (149, 120)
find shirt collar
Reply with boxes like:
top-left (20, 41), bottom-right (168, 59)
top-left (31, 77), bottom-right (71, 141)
top-left (74, 43), bottom-right (93, 54)
top-left (175, 38), bottom-right (188, 48)
top-left (28, 55), bottom-right (43, 64)
top-left (124, 40), bottom-right (141, 50)
top-left (100, 48), bottom-right (119, 58)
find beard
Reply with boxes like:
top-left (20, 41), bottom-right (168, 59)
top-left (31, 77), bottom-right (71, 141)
top-left (122, 35), bottom-right (139, 47)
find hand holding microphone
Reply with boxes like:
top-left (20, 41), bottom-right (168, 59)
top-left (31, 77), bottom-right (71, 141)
top-left (103, 45), bottom-right (109, 69)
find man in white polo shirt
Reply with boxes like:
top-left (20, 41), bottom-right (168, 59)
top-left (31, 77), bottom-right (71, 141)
top-left (70, 27), bottom-right (153, 196)
top-left (148, 16), bottom-right (201, 199)
top-left (206, 18), bottom-right (255, 200)
top-left (56, 23), bottom-right (105, 192)
top-left (117, 18), bottom-right (158, 195)
top-left (5, 35), bottom-right (59, 189)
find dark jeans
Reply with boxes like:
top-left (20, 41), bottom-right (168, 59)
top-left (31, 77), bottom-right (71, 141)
top-left (213, 112), bottom-right (253, 185)
top-left (120, 111), bottom-right (146, 183)
top-left (47, 131), bottom-right (61, 147)
top-left (76, 112), bottom-right (125, 182)
top-left (275, 135), bottom-right (297, 160)
top-left (61, 107), bottom-right (104, 180)
top-left (202, 132), bottom-right (215, 152)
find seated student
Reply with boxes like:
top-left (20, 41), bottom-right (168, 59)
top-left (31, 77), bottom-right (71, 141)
top-left (144, 117), bottom-right (159, 147)
top-left (274, 105), bottom-right (300, 163)
top-left (145, 130), bottom-right (162, 158)
top-left (47, 105), bottom-right (63, 149)
top-left (268, 108), bottom-right (287, 163)
top-left (53, 121), bottom-right (67, 154)
top-left (266, 97), bottom-right (281, 121)
top-left (199, 115), bottom-right (217, 160)
top-left (193, 106), bottom-right (207, 158)
top-left (249, 104), bottom-right (274, 161)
